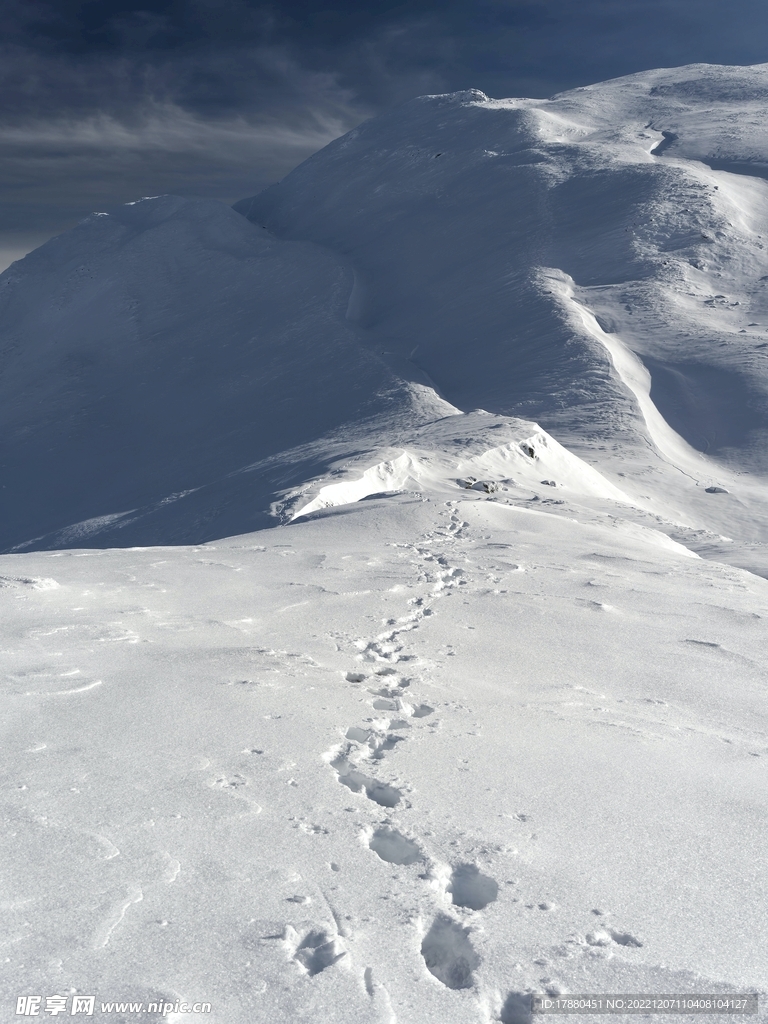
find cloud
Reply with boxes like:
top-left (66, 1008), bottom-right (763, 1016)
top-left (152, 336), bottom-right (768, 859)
top-left (0, 104), bottom-right (349, 159)
top-left (0, 101), bottom-right (358, 245)
top-left (0, 39), bottom-right (371, 247)
top-left (2, 0), bottom-right (768, 258)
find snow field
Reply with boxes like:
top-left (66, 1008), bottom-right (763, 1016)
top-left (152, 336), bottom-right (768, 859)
top-left (2, 494), bottom-right (766, 1022)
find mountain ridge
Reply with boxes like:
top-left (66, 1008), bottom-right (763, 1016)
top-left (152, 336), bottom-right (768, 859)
top-left (2, 63), bottom-right (768, 575)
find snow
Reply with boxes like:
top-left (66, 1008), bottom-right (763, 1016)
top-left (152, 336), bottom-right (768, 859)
top-left (236, 61), bottom-right (768, 575)
top-left (0, 195), bottom-right (439, 551)
top-left (290, 412), bottom-right (635, 521)
top-left (2, 498), bottom-right (766, 1022)
top-left (2, 63), bottom-right (768, 1022)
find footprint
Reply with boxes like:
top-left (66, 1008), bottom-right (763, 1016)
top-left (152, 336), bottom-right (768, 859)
top-left (584, 929), bottom-right (612, 947)
top-left (346, 727), bottom-right (372, 743)
top-left (368, 734), bottom-right (404, 760)
top-left (290, 926), bottom-right (346, 976)
top-left (356, 640), bottom-right (404, 663)
top-left (331, 755), bottom-right (402, 808)
top-left (500, 991), bottom-right (533, 1024)
top-left (370, 681), bottom-right (410, 698)
top-left (412, 704), bottom-right (434, 719)
top-left (585, 927), bottom-right (642, 948)
top-left (368, 825), bottom-right (422, 865)
top-left (607, 928), bottom-right (642, 947)
top-left (448, 863), bottom-right (499, 911)
top-left (298, 822), bottom-right (329, 835)
top-left (0, 575), bottom-right (59, 590)
top-left (344, 727), bottom-right (404, 759)
top-left (421, 914), bottom-right (480, 990)
top-left (372, 698), bottom-right (401, 711)
top-left (212, 774), bottom-right (248, 789)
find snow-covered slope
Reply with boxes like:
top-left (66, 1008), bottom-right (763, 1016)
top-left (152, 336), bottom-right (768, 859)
top-left (0, 196), bottom-right (445, 551)
top-left (2, 64), bottom-right (768, 1024)
top-left (237, 62), bottom-right (768, 575)
top-left (2, 494), bottom-right (766, 1024)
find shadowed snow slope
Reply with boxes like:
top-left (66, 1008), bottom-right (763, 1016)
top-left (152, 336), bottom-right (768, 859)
top-left (0, 196), bottom-right (444, 550)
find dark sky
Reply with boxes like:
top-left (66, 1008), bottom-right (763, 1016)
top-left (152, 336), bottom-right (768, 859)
top-left (2, 0), bottom-right (768, 267)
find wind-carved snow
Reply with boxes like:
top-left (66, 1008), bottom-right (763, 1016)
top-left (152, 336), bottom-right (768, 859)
top-left (1, 67), bottom-right (767, 570)
top-left (545, 269), bottom-right (716, 479)
top-left (93, 886), bottom-right (143, 949)
top-left (291, 411), bottom-right (634, 519)
top-left (237, 63), bottom-right (768, 576)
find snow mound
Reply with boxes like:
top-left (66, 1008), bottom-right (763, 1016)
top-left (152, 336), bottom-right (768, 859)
top-left (5, 65), bottom-right (768, 1024)
top-left (237, 62), bottom-right (768, 571)
top-left (292, 412), bottom-right (632, 519)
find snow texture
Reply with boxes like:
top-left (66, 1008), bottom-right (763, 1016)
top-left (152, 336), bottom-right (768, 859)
top-left (1, 63), bottom-right (768, 1023)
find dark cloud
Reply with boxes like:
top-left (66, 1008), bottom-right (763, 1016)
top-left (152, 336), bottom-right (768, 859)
top-left (2, 0), bottom-right (768, 268)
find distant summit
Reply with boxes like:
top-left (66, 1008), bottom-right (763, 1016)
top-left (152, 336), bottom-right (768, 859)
top-left (236, 63), bottom-right (768, 469)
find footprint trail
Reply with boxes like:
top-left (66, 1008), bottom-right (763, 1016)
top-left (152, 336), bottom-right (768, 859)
top-left (319, 503), bottom-right (498, 1007)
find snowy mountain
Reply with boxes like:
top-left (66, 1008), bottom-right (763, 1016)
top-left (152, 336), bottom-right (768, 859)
top-left (3, 63), bottom-right (768, 570)
top-left (0, 195), bottom-right (438, 550)
top-left (1, 65), bottom-right (768, 1024)
top-left (236, 63), bottom-right (768, 576)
